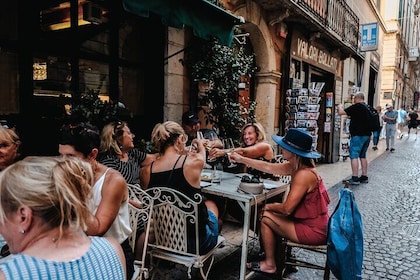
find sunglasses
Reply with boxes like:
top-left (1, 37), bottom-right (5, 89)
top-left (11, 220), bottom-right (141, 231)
top-left (113, 121), bottom-right (124, 136)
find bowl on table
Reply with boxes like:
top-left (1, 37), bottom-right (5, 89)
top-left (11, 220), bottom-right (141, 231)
top-left (238, 175), bottom-right (264, 194)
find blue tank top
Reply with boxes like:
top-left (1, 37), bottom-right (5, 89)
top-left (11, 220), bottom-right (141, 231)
top-left (0, 237), bottom-right (125, 280)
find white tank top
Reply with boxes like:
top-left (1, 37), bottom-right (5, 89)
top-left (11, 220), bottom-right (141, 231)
top-left (89, 168), bottom-right (131, 244)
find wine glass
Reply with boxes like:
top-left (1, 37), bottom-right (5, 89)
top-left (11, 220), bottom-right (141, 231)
top-left (189, 131), bottom-right (205, 153)
top-left (223, 138), bottom-right (237, 168)
top-left (196, 131), bottom-right (204, 140)
top-left (206, 134), bottom-right (217, 163)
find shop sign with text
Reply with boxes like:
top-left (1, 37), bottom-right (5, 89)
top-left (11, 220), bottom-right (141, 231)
top-left (291, 36), bottom-right (339, 74)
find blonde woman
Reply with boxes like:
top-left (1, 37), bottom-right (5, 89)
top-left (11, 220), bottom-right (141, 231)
top-left (0, 126), bottom-right (21, 172)
top-left (209, 122), bottom-right (275, 179)
top-left (140, 121), bottom-right (220, 254)
top-left (98, 121), bottom-right (156, 185)
top-left (0, 156), bottom-right (126, 279)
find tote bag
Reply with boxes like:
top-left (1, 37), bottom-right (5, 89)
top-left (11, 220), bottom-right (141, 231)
top-left (327, 188), bottom-right (363, 279)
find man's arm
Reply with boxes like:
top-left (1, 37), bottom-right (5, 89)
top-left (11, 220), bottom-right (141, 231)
top-left (337, 104), bottom-right (347, 116)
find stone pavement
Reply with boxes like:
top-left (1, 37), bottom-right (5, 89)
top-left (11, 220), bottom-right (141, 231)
top-left (143, 133), bottom-right (420, 279)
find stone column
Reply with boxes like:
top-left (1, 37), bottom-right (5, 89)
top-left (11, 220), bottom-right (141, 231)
top-left (254, 70), bottom-right (281, 140)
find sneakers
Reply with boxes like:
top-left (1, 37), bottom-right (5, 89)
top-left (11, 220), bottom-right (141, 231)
top-left (359, 175), bottom-right (368, 184)
top-left (390, 148), bottom-right (395, 152)
top-left (372, 146), bottom-right (378, 151)
top-left (386, 148), bottom-right (389, 151)
top-left (348, 176), bottom-right (360, 185)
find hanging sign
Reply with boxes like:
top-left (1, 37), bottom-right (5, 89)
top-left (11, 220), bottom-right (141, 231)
top-left (361, 22), bottom-right (378, 52)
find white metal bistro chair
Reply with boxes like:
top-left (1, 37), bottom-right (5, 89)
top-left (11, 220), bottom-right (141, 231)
top-left (274, 154), bottom-right (292, 185)
top-left (127, 184), bottom-right (154, 280)
top-left (145, 187), bottom-right (225, 280)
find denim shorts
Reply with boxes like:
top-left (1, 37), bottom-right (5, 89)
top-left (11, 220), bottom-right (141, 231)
top-left (349, 135), bottom-right (370, 159)
top-left (188, 210), bottom-right (219, 254)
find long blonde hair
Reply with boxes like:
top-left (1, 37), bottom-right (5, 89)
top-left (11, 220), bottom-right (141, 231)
top-left (0, 156), bottom-right (93, 242)
top-left (99, 121), bottom-right (127, 156)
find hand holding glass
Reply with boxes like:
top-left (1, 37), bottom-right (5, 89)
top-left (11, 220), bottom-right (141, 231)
top-left (223, 138), bottom-right (237, 168)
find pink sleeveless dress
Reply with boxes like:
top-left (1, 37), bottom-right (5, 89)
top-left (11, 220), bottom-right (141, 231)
top-left (293, 169), bottom-right (330, 245)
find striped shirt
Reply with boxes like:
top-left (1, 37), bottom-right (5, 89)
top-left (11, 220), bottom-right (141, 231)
top-left (0, 237), bottom-right (125, 280)
top-left (98, 149), bottom-right (147, 185)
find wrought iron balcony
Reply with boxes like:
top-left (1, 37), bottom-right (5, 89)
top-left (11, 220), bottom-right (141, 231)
top-left (255, 0), bottom-right (360, 57)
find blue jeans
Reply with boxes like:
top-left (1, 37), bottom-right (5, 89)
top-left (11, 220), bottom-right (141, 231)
top-left (372, 127), bottom-right (382, 146)
top-left (349, 135), bottom-right (370, 159)
top-left (188, 210), bottom-right (219, 254)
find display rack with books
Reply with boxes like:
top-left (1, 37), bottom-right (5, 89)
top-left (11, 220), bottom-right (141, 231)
top-left (285, 82), bottom-right (325, 150)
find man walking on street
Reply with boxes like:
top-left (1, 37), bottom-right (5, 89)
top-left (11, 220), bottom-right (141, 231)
top-left (383, 104), bottom-right (398, 152)
top-left (337, 92), bottom-right (371, 185)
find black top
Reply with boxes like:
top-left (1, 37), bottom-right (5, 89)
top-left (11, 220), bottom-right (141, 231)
top-left (148, 155), bottom-right (209, 237)
top-left (344, 103), bottom-right (372, 136)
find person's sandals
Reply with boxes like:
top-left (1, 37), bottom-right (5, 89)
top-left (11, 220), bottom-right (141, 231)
top-left (246, 261), bottom-right (278, 278)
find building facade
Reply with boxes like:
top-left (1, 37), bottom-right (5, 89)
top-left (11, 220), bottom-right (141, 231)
top-left (0, 0), bottom-right (419, 161)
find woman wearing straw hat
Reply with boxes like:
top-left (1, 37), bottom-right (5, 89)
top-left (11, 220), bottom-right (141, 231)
top-left (229, 128), bottom-right (330, 277)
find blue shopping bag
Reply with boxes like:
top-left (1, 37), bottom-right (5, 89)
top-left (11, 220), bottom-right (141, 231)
top-left (327, 188), bottom-right (363, 280)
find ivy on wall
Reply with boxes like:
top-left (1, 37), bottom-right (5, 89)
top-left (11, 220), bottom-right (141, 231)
top-left (186, 36), bottom-right (257, 143)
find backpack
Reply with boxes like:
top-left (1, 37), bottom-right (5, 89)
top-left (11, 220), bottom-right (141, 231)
top-left (327, 188), bottom-right (363, 280)
top-left (365, 104), bottom-right (380, 132)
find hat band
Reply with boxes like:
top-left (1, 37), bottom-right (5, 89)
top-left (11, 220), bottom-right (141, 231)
top-left (283, 138), bottom-right (312, 153)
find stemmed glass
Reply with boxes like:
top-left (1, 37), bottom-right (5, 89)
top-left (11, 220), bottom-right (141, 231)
top-left (205, 134), bottom-right (217, 163)
top-left (196, 131), bottom-right (204, 140)
top-left (189, 131), bottom-right (205, 154)
top-left (223, 138), bottom-right (237, 168)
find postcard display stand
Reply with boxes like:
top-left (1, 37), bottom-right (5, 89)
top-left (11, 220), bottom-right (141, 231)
top-left (285, 82), bottom-right (324, 150)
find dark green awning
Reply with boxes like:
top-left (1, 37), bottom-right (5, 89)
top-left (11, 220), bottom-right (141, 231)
top-left (122, 0), bottom-right (242, 47)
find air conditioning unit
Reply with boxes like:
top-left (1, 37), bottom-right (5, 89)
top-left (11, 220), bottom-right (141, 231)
top-left (83, 2), bottom-right (104, 24)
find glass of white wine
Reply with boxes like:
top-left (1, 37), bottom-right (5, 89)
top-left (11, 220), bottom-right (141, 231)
top-left (206, 134), bottom-right (217, 163)
top-left (223, 138), bottom-right (237, 168)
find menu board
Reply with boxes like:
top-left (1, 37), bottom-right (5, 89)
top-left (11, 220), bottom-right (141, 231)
top-left (285, 82), bottom-right (324, 150)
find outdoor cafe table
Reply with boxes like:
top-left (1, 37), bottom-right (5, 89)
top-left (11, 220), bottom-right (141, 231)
top-left (201, 171), bottom-right (289, 280)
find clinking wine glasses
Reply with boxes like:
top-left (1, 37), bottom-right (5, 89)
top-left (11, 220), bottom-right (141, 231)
top-left (223, 138), bottom-right (237, 168)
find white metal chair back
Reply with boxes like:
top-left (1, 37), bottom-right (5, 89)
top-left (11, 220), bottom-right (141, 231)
top-left (127, 184), bottom-right (154, 280)
top-left (146, 187), bottom-right (224, 280)
top-left (274, 154), bottom-right (292, 185)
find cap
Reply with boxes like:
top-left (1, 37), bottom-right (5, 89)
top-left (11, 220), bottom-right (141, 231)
top-left (182, 111), bottom-right (200, 125)
top-left (385, 104), bottom-right (392, 109)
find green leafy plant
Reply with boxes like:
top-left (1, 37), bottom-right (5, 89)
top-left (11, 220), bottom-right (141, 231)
top-left (67, 89), bottom-right (119, 130)
top-left (67, 90), bottom-right (156, 153)
top-left (186, 36), bottom-right (257, 143)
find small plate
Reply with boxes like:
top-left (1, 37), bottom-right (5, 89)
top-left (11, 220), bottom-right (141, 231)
top-left (201, 171), bottom-right (213, 182)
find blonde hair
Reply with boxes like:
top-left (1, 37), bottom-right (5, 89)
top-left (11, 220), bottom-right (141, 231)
top-left (0, 156), bottom-right (93, 242)
top-left (151, 121), bottom-right (186, 153)
top-left (0, 126), bottom-right (21, 146)
top-left (240, 122), bottom-right (267, 147)
top-left (99, 121), bottom-right (128, 156)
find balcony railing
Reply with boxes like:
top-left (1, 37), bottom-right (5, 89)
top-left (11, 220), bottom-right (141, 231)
top-left (297, 0), bottom-right (359, 52)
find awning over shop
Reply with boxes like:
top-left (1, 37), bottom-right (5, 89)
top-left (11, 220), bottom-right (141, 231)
top-left (122, 0), bottom-right (242, 47)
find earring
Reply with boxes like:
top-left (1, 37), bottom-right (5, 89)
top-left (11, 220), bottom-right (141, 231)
top-left (20, 229), bottom-right (25, 234)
